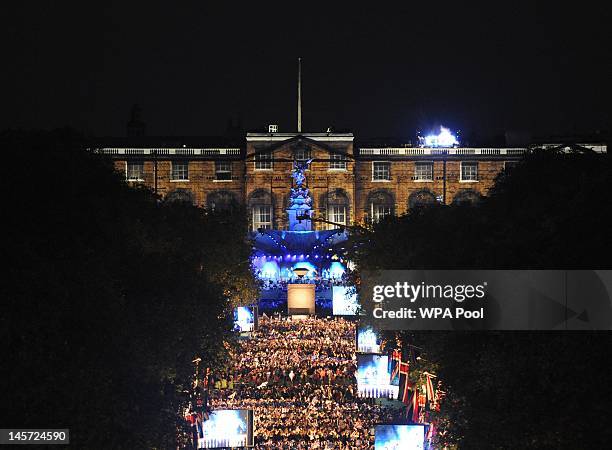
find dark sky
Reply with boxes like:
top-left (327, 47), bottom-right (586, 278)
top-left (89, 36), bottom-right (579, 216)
top-left (2, 2), bottom-right (610, 141)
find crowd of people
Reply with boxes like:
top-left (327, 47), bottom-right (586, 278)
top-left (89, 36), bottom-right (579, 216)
top-left (255, 274), bottom-right (350, 292)
top-left (255, 273), bottom-right (352, 314)
top-left (207, 315), bottom-right (403, 449)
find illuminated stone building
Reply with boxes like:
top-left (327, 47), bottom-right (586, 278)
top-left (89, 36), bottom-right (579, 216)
top-left (95, 62), bottom-right (606, 230)
top-left (93, 130), bottom-right (606, 231)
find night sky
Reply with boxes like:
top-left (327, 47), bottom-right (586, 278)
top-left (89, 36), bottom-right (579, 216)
top-left (2, 2), bottom-right (610, 141)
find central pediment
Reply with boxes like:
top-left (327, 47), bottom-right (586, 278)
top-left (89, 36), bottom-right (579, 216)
top-left (246, 132), bottom-right (353, 142)
top-left (247, 134), bottom-right (354, 160)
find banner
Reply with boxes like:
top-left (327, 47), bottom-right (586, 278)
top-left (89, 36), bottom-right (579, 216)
top-left (361, 270), bottom-right (612, 330)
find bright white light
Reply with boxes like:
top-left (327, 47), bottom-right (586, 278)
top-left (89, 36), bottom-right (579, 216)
top-left (358, 327), bottom-right (380, 353)
top-left (261, 261), bottom-right (280, 279)
top-left (234, 307), bottom-right (254, 332)
top-left (332, 286), bottom-right (358, 315)
top-left (329, 261), bottom-right (346, 278)
top-left (199, 410), bottom-right (249, 447)
top-left (375, 425), bottom-right (425, 449)
top-left (356, 354), bottom-right (399, 399)
top-left (424, 126), bottom-right (459, 147)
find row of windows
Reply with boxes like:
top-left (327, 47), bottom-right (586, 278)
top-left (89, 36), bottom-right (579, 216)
top-left (166, 186), bottom-right (480, 231)
top-left (251, 202), bottom-right (394, 231)
top-left (128, 160), bottom-right (516, 182)
top-left (253, 206), bottom-right (353, 230)
top-left (178, 189), bottom-right (477, 230)
top-left (127, 156), bottom-right (350, 181)
top-left (249, 187), bottom-right (484, 231)
top-left (126, 161), bottom-right (233, 182)
top-left (371, 161), bottom-right (479, 182)
top-left (254, 152), bottom-right (348, 170)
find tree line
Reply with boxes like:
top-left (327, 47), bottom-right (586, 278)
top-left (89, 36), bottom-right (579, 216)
top-left (348, 149), bottom-right (612, 448)
top-left (1, 129), bottom-right (257, 448)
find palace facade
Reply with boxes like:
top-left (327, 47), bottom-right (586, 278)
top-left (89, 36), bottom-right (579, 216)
top-left (93, 131), bottom-right (605, 231)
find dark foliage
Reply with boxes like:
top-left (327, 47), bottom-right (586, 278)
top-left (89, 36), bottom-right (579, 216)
top-left (1, 129), bottom-right (255, 449)
top-left (353, 150), bottom-right (611, 270)
top-left (349, 150), bottom-right (612, 448)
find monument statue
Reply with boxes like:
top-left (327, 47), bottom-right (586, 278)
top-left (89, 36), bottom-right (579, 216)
top-left (287, 159), bottom-right (313, 231)
top-left (291, 159), bottom-right (312, 187)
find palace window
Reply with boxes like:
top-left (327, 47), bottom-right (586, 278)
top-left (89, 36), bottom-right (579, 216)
top-left (171, 161), bottom-right (189, 181)
top-left (165, 189), bottom-right (195, 204)
top-left (371, 203), bottom-right (393, 222)
top-left (294, 148), bottom-right (311, 163)
top-left (323, 189), bottom-right (350, 230)
top-left (252, 205), bottom-right (272, 230)
top-left (504, 161), bottom-right (518, 172)
top-left (126, 161), bottom-right (144, 181)
top-left (460, 162), bottom-right (478, 181)
top-left (372, 161), bottom-right (391, 181)
top-left (414, 162), bottom-right (433, 181)
top-left (249, 190), bottom-right (273, 231)
top-left (452, 189), bottom-right (482, 206)
top-left (255, 152), bottom-right (273, 170)
top-left (215, 161), bottom-right (232, 181)
top-left (207, 191), bottom-right (236, 211)
top-left (368, 190), bottom-right (394, 223)
top-left (408, 190), bottom-right (437, 209)
top-left (329, 153), bottom-right (347, 170)
top-left (329, 205), bottom-right (347, 227)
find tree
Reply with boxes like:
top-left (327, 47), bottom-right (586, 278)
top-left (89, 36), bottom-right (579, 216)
top-left (1, 129), bottom-right (256, 448)
top-left (348, 149), bottom-right (612, 448)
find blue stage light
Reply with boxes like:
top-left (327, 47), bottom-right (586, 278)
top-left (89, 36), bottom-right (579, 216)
top-left (329, 261), bottom-right (346, 278)
top-left (261, 261), bottom-right (280, 278)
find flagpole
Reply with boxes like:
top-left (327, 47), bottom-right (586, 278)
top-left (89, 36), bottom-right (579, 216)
top-left (297, 57), bottom-right (302, 133)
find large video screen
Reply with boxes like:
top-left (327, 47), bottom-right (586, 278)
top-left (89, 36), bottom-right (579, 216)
top-left (332, 286), bottom-right (358, 315)
top-left (357, 325), bottom-right (381, 353)
top-left (356, 354), bottom-right (398, 399)
top-left (233, 306), bottom-right (257, 332)
top-left (374, 424), bottom-right (425, 449)
top-left (197, 409), bottom-right (254, 448)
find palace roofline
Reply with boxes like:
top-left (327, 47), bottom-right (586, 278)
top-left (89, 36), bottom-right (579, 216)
top-left (91, 135), bottom-right (244, 148)
top-left (88, 133), bottom-right (607, 156)
top-left (246, 132), bottom-right (354, 142)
